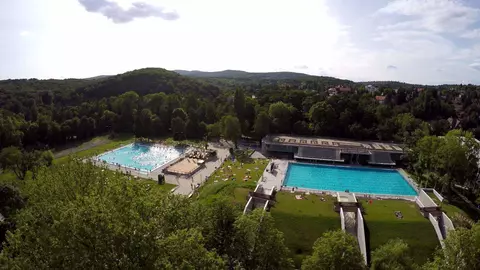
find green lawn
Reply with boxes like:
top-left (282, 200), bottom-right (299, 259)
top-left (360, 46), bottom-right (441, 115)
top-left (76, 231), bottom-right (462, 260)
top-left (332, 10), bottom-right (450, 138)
top-left (360, 199), bottom-right (439, 265)
top-left (197, 159), bottom-right (269, 201)
top-left (271, 192), bottom-right (339, 268)
top-left (54, 135), bottom-right (134, 165)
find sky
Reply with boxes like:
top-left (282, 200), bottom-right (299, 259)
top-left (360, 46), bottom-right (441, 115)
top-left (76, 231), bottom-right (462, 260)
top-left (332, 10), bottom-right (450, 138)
top-left (3, 0), bottom-right (480, 84)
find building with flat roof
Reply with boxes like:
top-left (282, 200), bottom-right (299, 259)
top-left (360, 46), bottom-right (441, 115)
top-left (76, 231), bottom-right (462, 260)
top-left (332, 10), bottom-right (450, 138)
top-left (261, 135), bottom-right (405, 166)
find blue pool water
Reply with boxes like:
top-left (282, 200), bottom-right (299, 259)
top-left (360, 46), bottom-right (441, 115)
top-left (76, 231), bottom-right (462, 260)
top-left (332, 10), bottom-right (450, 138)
top-left (284, 163), bottom-right (417, 196)
top-left (98, 143), bottom-right (184, 172)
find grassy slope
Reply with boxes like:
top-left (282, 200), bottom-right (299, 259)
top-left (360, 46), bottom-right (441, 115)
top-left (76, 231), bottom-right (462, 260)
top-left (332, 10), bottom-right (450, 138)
top-left (360, 199), bottom-right (439, 265)
top-left (271, 192), bottom-right (339, 267)
top-left (197, 159), bottom-right (269, 200)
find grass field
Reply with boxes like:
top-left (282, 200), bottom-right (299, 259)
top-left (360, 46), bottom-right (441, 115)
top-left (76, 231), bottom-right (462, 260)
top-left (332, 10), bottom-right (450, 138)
top-left (270, 192), bottom-right (339, 268)
top-left (360, 199), bottom-right (439, 265)
top-left (197, 158), bottom-right (269, 201)
top-left (54, 135), bottom-right (134, 164)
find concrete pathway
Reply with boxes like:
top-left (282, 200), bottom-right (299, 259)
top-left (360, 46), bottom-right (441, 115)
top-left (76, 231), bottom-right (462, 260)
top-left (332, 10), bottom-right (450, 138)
top-left (250, 151), bottom-right (266, 159)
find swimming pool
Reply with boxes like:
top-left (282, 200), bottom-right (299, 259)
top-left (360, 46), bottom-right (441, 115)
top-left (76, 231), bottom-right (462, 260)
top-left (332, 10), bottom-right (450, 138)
top-left (97, 143), bottom-right (185, 172)
top-left (284, 163), bottom-right (417, 196)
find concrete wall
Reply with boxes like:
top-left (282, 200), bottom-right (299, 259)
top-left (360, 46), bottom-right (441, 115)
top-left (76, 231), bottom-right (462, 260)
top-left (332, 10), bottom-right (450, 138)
top-left (243, 197), bottom-right (254, 214)
top-left (418, 189), bottom-right (437, 208)
top-left (429, 213), bottom-right (445, 248)
top-left (433, 189), bottom-right (445, 202)
top-left (357, 208), bottom-right (368, 265)
top-left (340, 207), bottom-right (346, 231)
top-left (442, 213), bottom-right (455, 235)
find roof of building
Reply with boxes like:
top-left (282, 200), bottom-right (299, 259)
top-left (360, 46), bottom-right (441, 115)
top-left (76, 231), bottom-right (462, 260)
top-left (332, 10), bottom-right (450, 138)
top-left (375, 95), bottom-right (386, 101)
top-left (263, 135), bottom-right (404, 153)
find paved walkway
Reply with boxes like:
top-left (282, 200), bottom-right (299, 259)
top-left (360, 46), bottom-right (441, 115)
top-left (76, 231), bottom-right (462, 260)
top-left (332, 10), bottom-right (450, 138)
top-left (250, 151), bottom-right (266, 159)
top-left (168, 143), bottom-right (230, 196)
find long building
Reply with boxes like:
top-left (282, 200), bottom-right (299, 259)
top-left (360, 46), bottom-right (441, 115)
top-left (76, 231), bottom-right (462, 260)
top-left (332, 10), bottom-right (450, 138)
top-left (261, 135), bottom-right (404, 166)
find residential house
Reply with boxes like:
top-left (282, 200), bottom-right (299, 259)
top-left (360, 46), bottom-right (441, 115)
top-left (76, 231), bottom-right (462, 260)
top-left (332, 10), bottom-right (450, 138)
top-left (365, 84), bottom-right (377, 93)
top-left (328, 85), bottom-right (352, 96)
top-left (375, 95), bottom-right (386, 104)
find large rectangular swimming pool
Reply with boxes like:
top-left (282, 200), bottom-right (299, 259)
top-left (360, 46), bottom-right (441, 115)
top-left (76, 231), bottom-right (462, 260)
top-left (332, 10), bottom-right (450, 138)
top-left (284, 163), bottom-right (417, 196)
top-left (97, 143), bottom-right (184, 173)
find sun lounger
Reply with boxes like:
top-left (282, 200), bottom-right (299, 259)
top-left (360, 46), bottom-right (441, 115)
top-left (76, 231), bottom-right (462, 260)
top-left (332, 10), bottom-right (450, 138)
top-left (295, 195), bottom-right (303, 200)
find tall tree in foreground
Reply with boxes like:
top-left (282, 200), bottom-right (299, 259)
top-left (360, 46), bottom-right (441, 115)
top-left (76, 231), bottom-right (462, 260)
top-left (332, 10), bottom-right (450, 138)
top-left (423, 223), bottom-right (480, 270)
top-left (0, 160), bottom-right (225, 269)
top-left (302, 230), bottom-right (365, 270)
top-left (233, 209), bottom-right (294, 270)
top-left (371, 239), bottom-right (415, 270)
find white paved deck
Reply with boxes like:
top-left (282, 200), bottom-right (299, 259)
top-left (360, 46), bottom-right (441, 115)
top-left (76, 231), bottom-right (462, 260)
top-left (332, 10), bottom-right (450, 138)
top-left (259, 159), bottom-right (288, 192)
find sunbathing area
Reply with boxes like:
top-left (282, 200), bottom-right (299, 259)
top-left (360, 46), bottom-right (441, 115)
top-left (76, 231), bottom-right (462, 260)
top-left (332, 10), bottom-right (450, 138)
top-left (360, 199), bottom-right (439, 264)
top-left (164, 158), bottom-right (201, 175)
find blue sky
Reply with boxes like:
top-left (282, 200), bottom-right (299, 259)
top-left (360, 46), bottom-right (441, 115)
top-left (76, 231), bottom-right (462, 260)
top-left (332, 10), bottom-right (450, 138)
top-left (2, 0), bottom-right (480, 84)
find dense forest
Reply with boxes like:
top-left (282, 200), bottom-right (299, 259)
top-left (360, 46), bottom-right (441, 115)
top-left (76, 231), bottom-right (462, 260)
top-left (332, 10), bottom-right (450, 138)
top-left (1, 67), bottom-right (480, 269)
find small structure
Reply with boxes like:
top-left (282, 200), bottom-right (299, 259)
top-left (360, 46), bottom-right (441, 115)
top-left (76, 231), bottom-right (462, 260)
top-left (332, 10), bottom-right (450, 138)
top-left (415, 188), bottom-right (455, 248)
top-left (375, 95), bottom-right (386, 104)
top-left (336, 192), bottom-right (367, 264)
top-left (243, 184), bottom-right (276, 214)
top-left (328, 85), bottom-right (352, 96)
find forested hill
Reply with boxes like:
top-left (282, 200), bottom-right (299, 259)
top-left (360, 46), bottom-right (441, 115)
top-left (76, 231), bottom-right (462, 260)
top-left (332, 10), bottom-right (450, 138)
top-left (174, 69), bottom-right (317, 80)
top-left (77, 68), bottom-right (221, 99)
top-left (174, 69), bottom-right (355, 90)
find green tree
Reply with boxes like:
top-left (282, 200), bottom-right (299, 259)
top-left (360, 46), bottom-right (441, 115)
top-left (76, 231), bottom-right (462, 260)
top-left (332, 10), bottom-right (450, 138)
top-left (302, 230), bottom-right (365, 270)
top-left (0, 160), bottom-right (225, 269)
top-left (221, 115), bottom-right (241, 148)
top-left (171, 117), bottom-right (186, 140)
top-left (207, 122), bottom-right (222, 139)
top-left (234, 88), bottom-right (246, 122)
top-left (233, 209), bottom-right (294, 270)
top-left (371, 239), bottom-right (414, 270)
top-left (424, 223), bottom-right (480, 270)
top-left (253, 111), bottom-right (270, 140)
top-left (269, 102), bottom-right (295, 133)
top-left (172, 108), bottom-right (188, 121)
top-left (0, 147), bottom-right (22, 179)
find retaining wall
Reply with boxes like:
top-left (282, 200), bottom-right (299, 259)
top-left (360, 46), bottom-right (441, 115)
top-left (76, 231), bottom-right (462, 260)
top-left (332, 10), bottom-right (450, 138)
top-left (357, 208), bottom-right (368, 265)
top-left (442, 213), bottom-right (455, 235)
top-left (429, 213), bottom-right (445, 248)
top-left (340, 207), bottom-right (346, 231)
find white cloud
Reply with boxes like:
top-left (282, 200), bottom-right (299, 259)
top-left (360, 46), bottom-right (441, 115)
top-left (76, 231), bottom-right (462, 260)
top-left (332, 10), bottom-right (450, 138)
top-left (19, 30), bottom-right (31, 37)
top-left (470, 62), bottom-right (480, 71)
top-left (461, 28), bottom-right (480, 38)
top-left (378, 0), bottom-right (480, 33)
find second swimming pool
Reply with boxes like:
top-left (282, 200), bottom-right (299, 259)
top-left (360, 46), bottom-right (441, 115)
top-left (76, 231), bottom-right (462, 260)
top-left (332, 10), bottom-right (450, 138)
top-left (284, 163), bottom-right (417, 196)
top-left (98, 143), bottom-right (184, 172)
